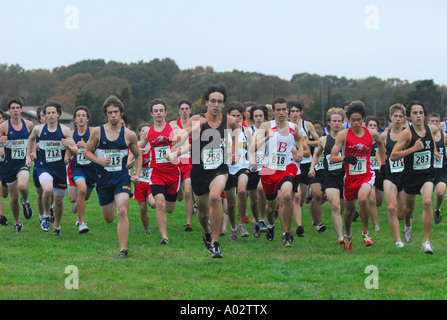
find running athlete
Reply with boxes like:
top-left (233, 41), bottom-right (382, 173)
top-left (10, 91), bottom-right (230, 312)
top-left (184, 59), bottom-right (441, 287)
top-left (224, 101), bottom-right (251, 241)
top-left (139, 99), bottom-right (181, 245)
top-left (169, 99), bottom-right (194, 232)
top-left (390, 101), bottom-right (440, 254)
top-left (84, 95), bottom-right (142, 259)
top-left (0, 110), bottom-right (7, 227)
top-left (0, 98), bottom-right (34, 232)
top-left (427, 112), bottom-right (446, 224)
top-left (251, 97), bottom-right (305, 247)
top-left (174, 84), bottom-right (238, 258)
top-left (330, 101), bottom-right (385, 250)
top-left (247, 105), bottom-right (269, 236)
top-left (130, 123), bottom-right (153, 234)
top-left (381, 103), bottom-right (408, 247)
top-left (26, 101), bottom-right (78, 235)
top-left (67, 106), bottom-right (97, 234)
top-left (309, 108), bottom-right (346, 244)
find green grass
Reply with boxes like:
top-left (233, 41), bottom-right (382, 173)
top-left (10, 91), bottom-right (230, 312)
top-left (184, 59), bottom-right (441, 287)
top-left (1, 179), bottom-right (447, 300)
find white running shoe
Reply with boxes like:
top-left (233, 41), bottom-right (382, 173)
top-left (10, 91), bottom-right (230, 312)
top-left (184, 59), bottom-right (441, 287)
top-left (422, 241), bottom-right (433, 254)
top-left (78, 222), bottom-right (90, 234)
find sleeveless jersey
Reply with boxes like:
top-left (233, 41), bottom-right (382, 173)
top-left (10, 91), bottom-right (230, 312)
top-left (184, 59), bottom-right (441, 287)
top-left (227, 125), bottom-right (249, 175)
top-left (385, 130), bottom-right (405, 175)
top-left (323, 135), bottom-right (344, 176)
top-left (263, 120), bottom-right (295, 171)
top-left (147, 123), bottom-right (177, 171)
top-left (35, 123), bottom-right (66, 180)
top-left (343, 127), bottom-right (373, 177)
top-left (299, 119), bottom-right (312, 165)
top-left (5, 118), bottom-right (29, 169)
top-left (94, 125), bottom-right (129, 185)
top-left (192, 113), bottom-right (228, 171)
top-left (403, 124), bottom-right (434, 177)
top-left (434, 133), bottom-right (447, 172)
top-left (71, 127), bottom-right (92, 167)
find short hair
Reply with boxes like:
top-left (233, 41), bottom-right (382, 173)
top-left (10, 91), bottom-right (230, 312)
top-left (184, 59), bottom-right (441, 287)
top-left (428, 112), bottom-right (441, 120)
top-left (177, 99), bottom-right (192, 108)
top-left (250, 105), bottom-right (269, 121)
top-left (345, 100), bottom-right (366, 119)
top-left (150, 98), bottom-right (167, 113)
top-left (138, 122), bottom-right (151, 133)
top-left (272, 97), bottom-right (288, 110)
top-left (103, 95), bottom-right (124, 116)
top-left (389, 103), bottom-right (406, 116)
top-left (243, 101), bottom-right (257, 111)
top-left (73, 105), bottom-right (90, 119)
top-left (8, 98), bottom-right (24, 110)
top-left (406, 100), bottom-right (427, 117)
top-left (204, 84), bottom-right (227, 103)
top-left (312, 120), bottom-right (324, 127)
top-left (326, 107), bottom-right (345, 122)
top-left (341, 101), bottom-right (351, 110)
top-left (365, 116), bottom-right (379, 128)
top-left (226, 101), bottom-right (244, 115)
top-left (0, 109), bottom-right (4, 119)
top-left (43, 100), bottom-right (62, 116)
top-left (287, 99), bottom-right (303, 111)
top-left (36, 106), bottom-right (44, 123)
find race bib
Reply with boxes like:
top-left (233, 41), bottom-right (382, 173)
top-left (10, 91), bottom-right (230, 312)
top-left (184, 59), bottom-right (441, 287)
top-left (77, 148), bottom-right (91, 165)
top-left (370, 156), bottom-right (379, 171)
top-left (104, 150), bottom-right (122, 172)
top-left (46, 145), bottom-right (62, 163)
top-left (315, 155), bottom-right (324, 171)
top-left (349, 158), bottom-right (367, 175)
top-left (326, 154), bottom-right (343, 171)
top-left (434, 154), bottom-right (443, 169)
top-left (140, 168), bottom-right (150, 183)
top-left (389, 158), bottom-right (404, 173)
top-left (155, 146), bottom-right (170, 164)
top-left (203, 149), bottom-right (223, 170)
top-left (413, 150), bottom-right (431, 170)
top-left (268, 152), bottom-right (287, 171)
top-left (11, 141), bottom-right (27, 160)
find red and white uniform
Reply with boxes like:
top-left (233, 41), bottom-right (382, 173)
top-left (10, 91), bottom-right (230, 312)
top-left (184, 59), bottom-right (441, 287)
top-left (147, 123), bottom-right (180, 195)
top-left (343, 127), bottom-right (375, 201)
top-left (133, 149), bottom-right (152, 201)
top-left (260, 120), bottom-right (298, 197)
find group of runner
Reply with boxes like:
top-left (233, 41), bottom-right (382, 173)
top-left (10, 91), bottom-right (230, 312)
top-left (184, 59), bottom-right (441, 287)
top-left (0, 84), bottom-right (443, 258)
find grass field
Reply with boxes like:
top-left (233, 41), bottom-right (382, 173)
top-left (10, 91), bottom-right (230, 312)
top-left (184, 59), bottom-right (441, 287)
top-left (1, 177), bottom-right (446, 301)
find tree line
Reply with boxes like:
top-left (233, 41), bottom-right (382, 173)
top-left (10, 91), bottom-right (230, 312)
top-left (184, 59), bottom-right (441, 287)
top-left (1, 58), bottom-right (446, 128)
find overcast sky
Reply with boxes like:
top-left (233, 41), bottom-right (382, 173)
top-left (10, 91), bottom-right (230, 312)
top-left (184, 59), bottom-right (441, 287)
top-left (1, 0), bottom-right (446, 85)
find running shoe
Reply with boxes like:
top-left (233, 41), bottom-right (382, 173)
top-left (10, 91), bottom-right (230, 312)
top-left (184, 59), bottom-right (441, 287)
top-left (118, 249), bottom-right (128, 259)
top-left (238, 224), bottom-right (249, 237)
top-left (253, 222), bottom-right (261, 238)
top-left (343, 235), bottom-right (352, 251)
top-left (202, 232), bottom-right (212, 249)
top-left (21, 199), bottom-right (33, 220)
top-left (13, 221), bottom-right (23, 233)
top-left (395, 242), bottom-right (404, 248)
top-left (41, 216), bottom-right (50, 232)
top-left (184, 224), bottom-right (193, 232)
top-left (49, 205), bottom-right (55, 223)
top-left (403, 226), bottom-right (412, 244)
top-left (53, 227), bottom-right (61, 236)
top-left (338, 236), bottom-right (344, 245)
top-left (259, 220), bottom-right (267, 232)
top-left (296, 225), bottom-right (305, 237)
top-left (316, 223), bottom-right (326, 233)
top-left (305, 187), bottom-right (312, 204)
top-left (230, 228), bottom-right (238, 242)
top-left (282, 232), bottom-right (294, 247)
top-left (210, 241), bottom-right (222, 258)
top-left (72, 202), bottom-right (77, 213)
top-left (363, 232), bottom-right (374, 247)
top-left (78, 222), bottom-right (90, 234)
top-left (192, 203), bottom-right (198, 215)
top-left (160, 237), bottom-right (169, 245)
top-left (422, 241), bottom-right (434, 254)
top-left (0, 214), bottom-right (7, 226)
top-left (435, 209), bottom-right (442, 224)
top-left (266, 225), bottom-right (275, 241)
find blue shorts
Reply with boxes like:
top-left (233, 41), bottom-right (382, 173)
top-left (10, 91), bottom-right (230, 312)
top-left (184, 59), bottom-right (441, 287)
top-left (3, 164), bottom-right (30, 184)
top-left (96, 176), bottom-right (132, 206)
